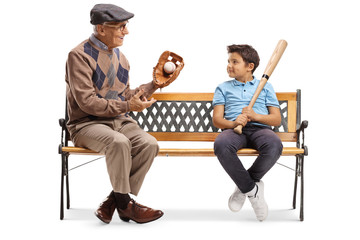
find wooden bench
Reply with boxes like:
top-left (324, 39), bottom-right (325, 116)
top-left (58, 89), bottom-right (308, 221)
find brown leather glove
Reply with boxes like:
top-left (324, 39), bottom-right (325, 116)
top-left (153, 51), bottom-right (184, 88)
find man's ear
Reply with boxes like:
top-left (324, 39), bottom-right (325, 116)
top-left (96, 24), bottom-right (106, 36)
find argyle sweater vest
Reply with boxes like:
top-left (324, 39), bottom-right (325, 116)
top-left (65, 39), bottom-right (131, 130)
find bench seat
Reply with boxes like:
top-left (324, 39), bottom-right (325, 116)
top-left (61, 146), bottom-right (304, 157)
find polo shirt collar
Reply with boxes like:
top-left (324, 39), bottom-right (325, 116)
top-left (232, 77), bottom-right (256, 86)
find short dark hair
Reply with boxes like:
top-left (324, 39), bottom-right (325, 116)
top-left (227, 44), bottom-right (260, 73)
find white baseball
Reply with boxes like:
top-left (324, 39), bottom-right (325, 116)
top-left (164, 61), bottom-right (176, 74)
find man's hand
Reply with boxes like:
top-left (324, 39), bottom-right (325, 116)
top-left (128, 89), bottom-right (156, 112)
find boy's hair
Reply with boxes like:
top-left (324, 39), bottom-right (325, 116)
top-left (227, 44), bottom-right (260, 73)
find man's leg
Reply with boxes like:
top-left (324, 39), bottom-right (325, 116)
top-left (72, 120), bottom-right (163, 223)
top-left (112, 118), bottom-right (163, 223)
top-left (116, 119), bottom-right (159, 196)
top-left (72, 122), bottom-right (132, 223)
top-left (72, 122), bottom-right (133, 194)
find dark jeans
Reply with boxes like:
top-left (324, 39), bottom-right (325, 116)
top-left (214, 125), bottom-right (283, 193)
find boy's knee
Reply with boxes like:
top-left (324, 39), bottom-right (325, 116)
top-left (214, 138), bottom-right (225, 156)
top-left (214, 138), bottom-right (235, 157)
top-left (263, 138), bottom-right (283, 158)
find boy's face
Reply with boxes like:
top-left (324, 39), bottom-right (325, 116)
top-left (227, 52), bottom-right (254, 82)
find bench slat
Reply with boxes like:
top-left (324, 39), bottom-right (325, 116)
top-left (151, 92), bottom-right (297, 101)
top-left (61, 146), bottom-right (304, 156)
top-left (148, 132), bottom-right (297, 142)
top-left (157, 147), bottom-right (304, 157)
top-left (151, 92), bottom-right (214, 101)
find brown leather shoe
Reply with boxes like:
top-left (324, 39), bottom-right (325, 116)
top-left (94, 191), bottom-right (116, 224)
top-left (117, 199), bottom-right (164, 224)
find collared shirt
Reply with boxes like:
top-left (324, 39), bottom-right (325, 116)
top-left (212, 77), bottom-right (279, 126)
top-left (90, 34), bottom-right (109, 51)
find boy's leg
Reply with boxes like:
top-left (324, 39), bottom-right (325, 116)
top-left (214, 129), bottom-right (256, 194)
top-left (244, 127), bottom-right (282, 221)
top-left (246, 128), bottom-right (283, 181)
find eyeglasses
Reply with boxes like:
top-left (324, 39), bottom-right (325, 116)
top-left (103, 22), bottom-right (129, 32)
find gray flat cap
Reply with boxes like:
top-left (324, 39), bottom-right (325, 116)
top-left (90, 4), bottom-right (134, 25)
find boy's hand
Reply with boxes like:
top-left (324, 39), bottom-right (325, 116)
top-left (241, 107), bottom-right (257, 121)
top-left (235, 114), bottom-right (249, 127)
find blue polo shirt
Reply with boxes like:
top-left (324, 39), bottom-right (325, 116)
top-left (212, 77), bottom-right (279, 126)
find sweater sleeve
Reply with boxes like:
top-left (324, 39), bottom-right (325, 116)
top-left (123, 81), bottom-right (158, 100)
top-left (66, 50), bottom-right (129, 117)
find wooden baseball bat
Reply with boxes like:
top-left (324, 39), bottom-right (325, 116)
top-left (234, 39), bottom-right (288, 134)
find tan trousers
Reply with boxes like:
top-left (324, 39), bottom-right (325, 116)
top-left (71, 118), bottom-right (159, 195)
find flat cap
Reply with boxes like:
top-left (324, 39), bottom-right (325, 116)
top-left (90, 4), bottom-right (134, 25)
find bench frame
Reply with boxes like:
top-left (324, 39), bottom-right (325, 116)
top-left (59, 89), bottom-right (308, 221)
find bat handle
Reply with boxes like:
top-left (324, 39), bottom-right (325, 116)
top-left (234, 125), bottom-right (243, 134)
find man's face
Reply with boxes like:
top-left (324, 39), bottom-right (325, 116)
top-left (100, 21), bottom-right (129, 50)
top-left (227, 52), bottom-right (253, 82)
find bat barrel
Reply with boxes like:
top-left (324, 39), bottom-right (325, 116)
top-left (263, 39), bottom-right (288, 77)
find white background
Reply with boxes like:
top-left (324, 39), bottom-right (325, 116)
top-left (1, 0), bottom-right (359, 239)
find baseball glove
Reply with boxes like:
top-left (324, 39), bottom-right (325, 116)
top-left (153, 51), bottom-right (184, 88)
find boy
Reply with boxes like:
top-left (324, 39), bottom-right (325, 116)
top-left (212, 44), bottom-right (283, 221)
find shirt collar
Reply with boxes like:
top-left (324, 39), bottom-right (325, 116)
top-left (232, 77), bottom-right (257, 86)
top-left (90, 34), bottom-right (109, 51)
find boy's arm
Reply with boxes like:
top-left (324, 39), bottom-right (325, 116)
top-left (242, 106), bottom-right (281, 126)
top-left (213, 105), bottom-right (248, 129)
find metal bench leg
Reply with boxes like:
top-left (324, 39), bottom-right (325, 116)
top-left (65, 157), bottom-right (70, 209)
top-left (292, 155), bottom-right (299, 209)
top-left (60, 154), bottom-right (65, 220)
top-left (300, 155), bottom-right (304, 221)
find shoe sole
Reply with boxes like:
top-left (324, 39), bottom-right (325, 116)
top-left (119, 212), bottom-right (164, 224)
top-left (94, 212), bottom-right (111, 224)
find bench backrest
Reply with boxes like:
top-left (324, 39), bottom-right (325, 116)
top-left (129, 90), bottom-right (301, 142)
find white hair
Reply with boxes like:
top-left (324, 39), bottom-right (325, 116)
top-left (93, 25), bottom-right (98, 34)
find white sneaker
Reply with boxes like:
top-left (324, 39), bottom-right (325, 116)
top-left (247, 180), bottom-right (268, 221)
top-left (228, 186), bottom-right (246, 212)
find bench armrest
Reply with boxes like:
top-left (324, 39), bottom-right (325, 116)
top-left (297, 120), bottom-right (308, 133)
top-left (296, 120), bottom-right (308, 156)
top-left (59, 118), bottom-right (67, 154)
top-left (59, 118), bottom-right (66, 129)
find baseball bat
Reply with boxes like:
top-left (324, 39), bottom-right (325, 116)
top-left (234, 39), bottom-right (288, 134)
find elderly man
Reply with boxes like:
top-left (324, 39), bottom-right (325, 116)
top-left (65, 4), bottom-right (163, 224)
